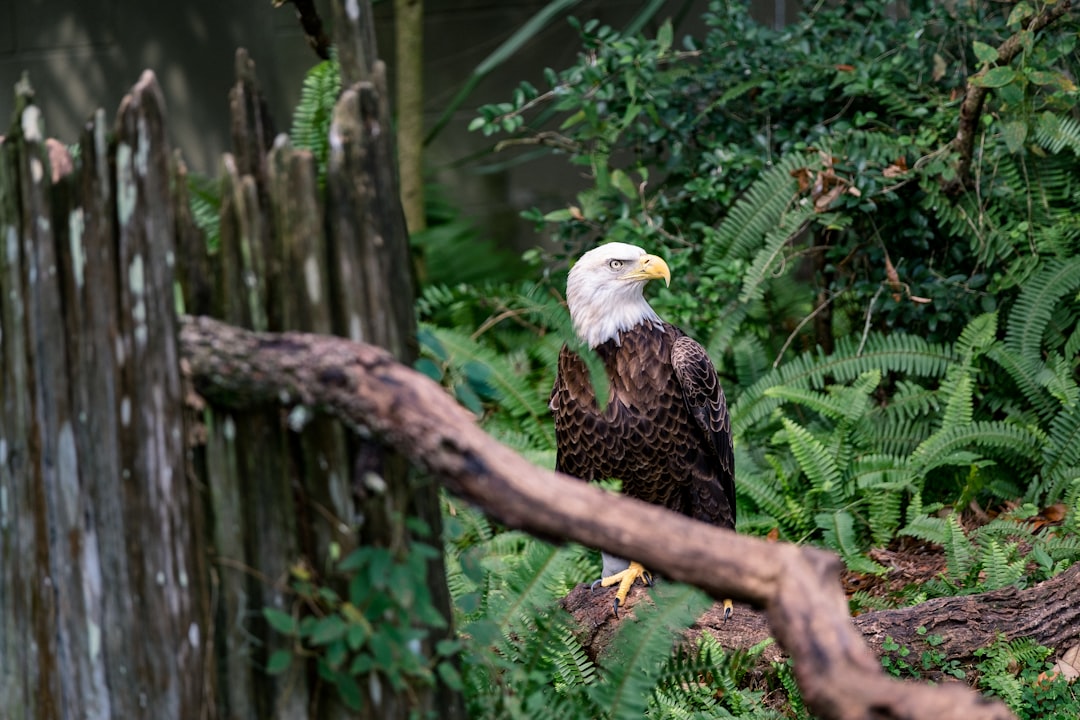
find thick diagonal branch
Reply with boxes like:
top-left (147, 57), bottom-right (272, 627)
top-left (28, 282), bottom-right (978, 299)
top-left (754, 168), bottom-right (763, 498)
top-left (179, 315), bottom-right (1014, 720)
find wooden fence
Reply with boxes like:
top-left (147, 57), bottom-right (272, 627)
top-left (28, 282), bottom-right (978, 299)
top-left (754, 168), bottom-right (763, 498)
top-left (0, 2), bottom-right (459, 718)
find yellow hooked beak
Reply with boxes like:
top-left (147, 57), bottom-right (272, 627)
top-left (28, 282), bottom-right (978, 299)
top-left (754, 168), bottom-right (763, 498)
top-left (624, 254), bottom-right (671, 287)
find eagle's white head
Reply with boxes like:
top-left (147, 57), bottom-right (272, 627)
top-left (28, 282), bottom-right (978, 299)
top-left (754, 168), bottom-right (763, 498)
top-left (566, 242), bottom-right (671, 348)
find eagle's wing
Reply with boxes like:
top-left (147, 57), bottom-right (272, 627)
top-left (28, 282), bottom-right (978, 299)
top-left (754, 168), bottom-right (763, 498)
top-left (550, 345), bottom-right (596, 479)
top-left (671, 335), bottom-right (735, 527)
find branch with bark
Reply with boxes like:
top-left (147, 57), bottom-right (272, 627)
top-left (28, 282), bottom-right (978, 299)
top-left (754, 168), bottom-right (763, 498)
top-left (946, 1), bottom-right (1072, 193)
top-left (274, 0), bottom-right (332, 60)
top-left (180, 314), bottom-right (1017, 720)
top-left (563, 561), bottom-right (1080, 675)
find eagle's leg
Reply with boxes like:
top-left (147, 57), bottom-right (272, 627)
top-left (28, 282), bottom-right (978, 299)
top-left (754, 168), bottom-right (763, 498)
top-left (596, 561), bottom-right (653, 617)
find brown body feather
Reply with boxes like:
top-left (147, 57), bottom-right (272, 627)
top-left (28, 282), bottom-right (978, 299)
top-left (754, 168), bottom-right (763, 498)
top-left (550, 321), bottom-right (735, 529)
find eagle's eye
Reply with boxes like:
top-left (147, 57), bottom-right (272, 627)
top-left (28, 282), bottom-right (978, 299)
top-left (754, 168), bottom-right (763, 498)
top-left (608, 259), bottom-right (624, 270)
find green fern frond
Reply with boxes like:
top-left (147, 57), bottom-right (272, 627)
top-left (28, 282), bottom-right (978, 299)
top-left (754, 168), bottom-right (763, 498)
top-left (955, 311), bottom-right (999, 362)
top-left (816, 510), bottom-right (886, 574)
top-left (736, 468), bottom-right (794, 531)
top-left (867, 489), bottom-right (905, 547)
top-left (939, 370), bottom-right (974, 429)
top-left (1034, 111), bottom-right (1080, 155)
top-left (550, 624), bottom-right (597, 690)
top-left (733, 332), bottom-right (954, 434)
top-left (423, 324), bottom-right (557, 450)
top-left (730, 331), bottom-right (770, 387)
top-left (773, 659), bottom-right (810, 720)
top-left (979, 539), bottom-right (1027, 590)
top-left (705, 152), bottom-right (808, 266)
top-left (1040, 405), bottom-right (1080, 493)
top-left (942, 513), bottom-right (976, 583)
top-left (290, 50), bottom-right (341, 180)
top-left (780, 417), bottom-right (845, 507)
top-left (909, 421), bottom-right (1044, 474)
top-left (900, 513), bottom-right (949, 545)
top-left (739, 204), bottom-right (816, 303)
top-left (765, 369), bottom-right (880, 423)
top-left (187, 173), bottom-right (222, 251)
top-left (985, 343), bottom-right (1060, 423)
top-left (1005, 256), bottom-right (1080, 370)
top-left (587, 583), bottom-right (711, 719)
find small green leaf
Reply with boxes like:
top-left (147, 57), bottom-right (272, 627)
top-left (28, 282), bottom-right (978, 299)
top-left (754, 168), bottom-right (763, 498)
top-left (436, 638), bottom-right (461, 657)
top-left (656, 18), bottom-right (673, 54)
top-left (1007, 1), bottom-right (1034, 27)
top-left (1002, 120), bottom-right (1027, 154)
top-left (559, 109), bottom-right (586, 131)
top-left (347, 623), bottom-right (368, 651)
top-left (542, 208), bottom-right (575, 222)
top-left (336, 675), bottom-right (364, 711)
top-left (610, 169), bottom-right (637, 199)
top-left (310, 615), bottom-right (349, 645)
top-left (972, 41), bottom-right (998, 65)
top-left (263, 608), bottom-right (297, 636)
top-left (350, 652), bottom-right (374, 675)
top-left (266, 649), bottom-right (292, 675)
top-left (970, 66), bottom-right (1016, 88)
top-left (437, 661), bottom-right (464, 690)
top-left (414, 357), bottom-right (443, 382)
top-left (369, 633), bottom-right (395, 669)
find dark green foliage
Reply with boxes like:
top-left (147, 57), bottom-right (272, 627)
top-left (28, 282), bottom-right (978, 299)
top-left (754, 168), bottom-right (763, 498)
top-left (975, 636), bottom-right (1080, 720)
top-left (261, 531), bottom-right (456, 713)
top-left (447, 1), bottom-right (1080, 715)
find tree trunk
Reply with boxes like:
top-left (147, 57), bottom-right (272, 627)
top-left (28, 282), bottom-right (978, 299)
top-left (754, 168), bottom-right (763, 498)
top-left (395, 0), bottom-right (426, 239)
top-left (563, 563), bottom-right (1080, 675)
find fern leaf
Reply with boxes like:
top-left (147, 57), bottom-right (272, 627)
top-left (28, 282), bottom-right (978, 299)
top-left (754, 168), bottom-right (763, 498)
top-left (1005, 256), bottom-right (1080, 370)
top-left (705, 153), bottom-right (807, 266)
top-left (979, 539), bottom-right (1026, 591)
top-left (780, 417), bottom-right (845, 507)
top-left (910, 421), bottom-right (1045, 474)
top-left (1040, 404), bottom-right (1080, 491)
top-left (739, 204), bottom-right (815, 303)
top-left (900, 513), bottom-right (949, 545)
top-left (424, 325), bottom-right (557, 450)
top-left (733, 332), bottom-right (953, 434)
top-left (1034, 110), bottom-right (1080, 155)
top-left (587, 583), bottom-right (711, 719)
top-left (816, 510), bottom-right (885, 574)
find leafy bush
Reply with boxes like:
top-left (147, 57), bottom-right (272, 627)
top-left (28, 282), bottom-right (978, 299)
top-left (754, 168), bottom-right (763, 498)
top-left (434, 1), bottom-right (1080, 715)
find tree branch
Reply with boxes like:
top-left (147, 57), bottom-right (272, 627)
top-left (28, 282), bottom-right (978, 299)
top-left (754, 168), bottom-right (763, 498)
top-left (946, 1), bottom-right (1072, 193)
top-left (274, 0), bottom-right (332, 60)
top-left (179, 315), bottom-right (1015, 720)
top-left (563, 562), bottom-right (1080, 676)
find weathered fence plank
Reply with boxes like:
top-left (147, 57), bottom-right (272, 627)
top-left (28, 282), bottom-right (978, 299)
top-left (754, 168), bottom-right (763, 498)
top-left (112, 72), bottom-right (203, 718)
top-left (0, 73), bottom-right (205, 719)
top-left (1, 2), bottom-right (465, 716)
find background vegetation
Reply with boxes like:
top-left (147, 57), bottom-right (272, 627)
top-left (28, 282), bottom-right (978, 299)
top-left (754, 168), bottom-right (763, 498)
top-left (264, 1), bottom-right (1080, 716)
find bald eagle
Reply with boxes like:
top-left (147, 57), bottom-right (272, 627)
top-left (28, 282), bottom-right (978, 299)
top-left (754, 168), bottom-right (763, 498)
top-left (550, 242), bottom-right (735, 616)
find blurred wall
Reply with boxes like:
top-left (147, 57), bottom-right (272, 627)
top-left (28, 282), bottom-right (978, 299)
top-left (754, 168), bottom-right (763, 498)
top-left (0, 0), bottom-right (799, 253)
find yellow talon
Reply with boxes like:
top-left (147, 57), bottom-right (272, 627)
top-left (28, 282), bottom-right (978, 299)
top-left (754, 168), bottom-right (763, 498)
top-left (598, 561), bottom-right (652, 617)
top-left (722, 598), bottom-right (733, 620)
